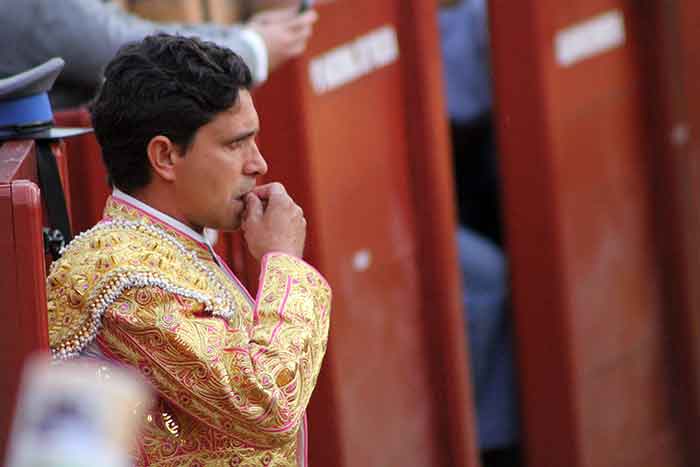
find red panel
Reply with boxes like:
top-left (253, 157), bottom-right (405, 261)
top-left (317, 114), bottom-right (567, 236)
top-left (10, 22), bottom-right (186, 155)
top-left (0, 140), bottom-right (49, 461)
top-left (639, 1), bottom-right (700, 461)
top-left (491, 1), bottom-right (688, 466)
top-left (490, 2), bottom-right (579, 464)
top-left (5, 180), bottom-right (49, 460)
top-left (0, 182), bottom-right (18, 461)
top-left (577, 338), bottom-right (682, 467)
top-left (55, 109), bottom-right (110, 233)
top-left (11, 180), bottom-right (49, 352)
top-left (51, 140), bottom-right (74, 227)
top-left (0, 141), bottom-right (36, 183)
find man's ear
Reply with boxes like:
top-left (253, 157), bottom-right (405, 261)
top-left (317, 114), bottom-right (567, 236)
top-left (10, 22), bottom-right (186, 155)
top-left (146, 135), bottom-right (181, 183)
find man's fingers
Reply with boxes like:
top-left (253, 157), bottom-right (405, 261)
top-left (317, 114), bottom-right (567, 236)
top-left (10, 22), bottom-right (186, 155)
top-left (252, 182), bottom-right (287, 200)
top-left (265, 192), bottom-right (292, 213)
top-left (287, 11), bottom-right (318, 32)
top-left (243, 192), bottom-right (264, 224)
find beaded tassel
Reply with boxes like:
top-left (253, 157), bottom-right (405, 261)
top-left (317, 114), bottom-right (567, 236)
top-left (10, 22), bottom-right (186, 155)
top-left (51, 219), bottom-right (238, 360)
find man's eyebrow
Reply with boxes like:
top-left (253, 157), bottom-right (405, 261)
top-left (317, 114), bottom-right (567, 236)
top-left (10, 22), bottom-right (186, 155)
top-left (225, 128), bottom-right (259, 145)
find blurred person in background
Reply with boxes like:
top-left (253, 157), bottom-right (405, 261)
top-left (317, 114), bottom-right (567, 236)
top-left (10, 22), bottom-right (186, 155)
top-left (0, 0), bottom-right (317, 108)
top-left (440, 0), bottom-right (499, 245)
top-left (46, 33), bottom-right (331, 466)
top-left (439, 0), bottom-right (522, 466)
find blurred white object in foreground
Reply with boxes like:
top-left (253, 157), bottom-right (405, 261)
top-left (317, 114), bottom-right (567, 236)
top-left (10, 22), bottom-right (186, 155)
top-left (5, 355), bottom-right (151, 467)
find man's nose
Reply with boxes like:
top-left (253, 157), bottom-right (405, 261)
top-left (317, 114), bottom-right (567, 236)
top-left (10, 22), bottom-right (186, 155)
top-left (246, 146), bottom-right (268, 176)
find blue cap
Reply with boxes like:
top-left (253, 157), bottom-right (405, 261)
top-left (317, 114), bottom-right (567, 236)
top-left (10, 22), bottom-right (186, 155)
top-left (0, 58), bottom-right (92, 141)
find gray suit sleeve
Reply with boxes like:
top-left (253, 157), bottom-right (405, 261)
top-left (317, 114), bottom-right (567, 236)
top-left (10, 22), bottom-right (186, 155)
top-left (3, 0), bottom-right (264, 88)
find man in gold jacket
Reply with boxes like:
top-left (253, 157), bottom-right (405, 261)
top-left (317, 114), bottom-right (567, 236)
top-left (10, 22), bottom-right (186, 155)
top-left (46, 33), bottom-right (331, 467)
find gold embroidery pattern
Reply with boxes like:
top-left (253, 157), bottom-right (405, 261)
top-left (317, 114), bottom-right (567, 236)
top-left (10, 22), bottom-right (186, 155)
top-left (46, 197), bottom-right (332, 466)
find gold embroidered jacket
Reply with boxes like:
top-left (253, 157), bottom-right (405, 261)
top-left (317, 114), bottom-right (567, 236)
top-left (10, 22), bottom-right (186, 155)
top-left (46, 197), bottom-right (332, 467)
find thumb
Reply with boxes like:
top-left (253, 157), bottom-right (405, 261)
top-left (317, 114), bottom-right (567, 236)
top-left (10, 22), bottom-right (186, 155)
top-left (243, 193), bottom-right (263, 225)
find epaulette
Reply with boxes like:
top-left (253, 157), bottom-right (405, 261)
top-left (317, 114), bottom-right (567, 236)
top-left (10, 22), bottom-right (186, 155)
top-left (47, 219), bottom-right (238, 360)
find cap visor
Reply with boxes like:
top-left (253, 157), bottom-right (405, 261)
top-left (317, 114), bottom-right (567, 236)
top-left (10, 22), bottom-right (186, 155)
top-left (0, 126), bottom-right (93, 141)
top-left (45, 127), bottom-right (93, 139)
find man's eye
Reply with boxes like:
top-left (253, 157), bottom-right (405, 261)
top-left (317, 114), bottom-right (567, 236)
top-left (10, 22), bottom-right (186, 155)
top-left (229, 134), bottom-right (258, 149)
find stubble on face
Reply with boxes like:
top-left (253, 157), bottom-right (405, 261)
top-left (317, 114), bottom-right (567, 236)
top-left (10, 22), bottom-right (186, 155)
top-left (181, 91), bottom-right (264, 232)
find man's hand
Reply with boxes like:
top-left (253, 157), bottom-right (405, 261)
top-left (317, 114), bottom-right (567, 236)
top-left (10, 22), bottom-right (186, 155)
top-left (242, 183), bottom-right (306, 260)
top-left (247, 7), bottom-right (318, 72)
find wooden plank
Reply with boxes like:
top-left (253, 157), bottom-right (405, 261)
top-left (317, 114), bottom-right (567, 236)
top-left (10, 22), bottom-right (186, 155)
top-left (490, 2), bottom-right (579, 464)
top-left (11, 180), bottom-right (49, 356)
top-left (50, 141), bottom-right (73, 232)
top-left (0, 140), bottom-right (47, 461)
top-left (0, 183), bottom-right (18, 462)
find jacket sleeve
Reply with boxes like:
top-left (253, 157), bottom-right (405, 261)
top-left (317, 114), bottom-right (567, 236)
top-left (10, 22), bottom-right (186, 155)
top-left (98, 253), bottom-right (331, 447)
top-left (15, 0), bottom-right (267, 87)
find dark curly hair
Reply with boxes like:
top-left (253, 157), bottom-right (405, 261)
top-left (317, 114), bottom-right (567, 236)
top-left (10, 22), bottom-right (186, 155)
top-left (90, 33), bottom-right (253, 192)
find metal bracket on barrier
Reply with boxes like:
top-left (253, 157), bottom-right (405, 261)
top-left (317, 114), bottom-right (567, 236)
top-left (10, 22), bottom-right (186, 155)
top-left (43, 227), bottom-right (65, 261)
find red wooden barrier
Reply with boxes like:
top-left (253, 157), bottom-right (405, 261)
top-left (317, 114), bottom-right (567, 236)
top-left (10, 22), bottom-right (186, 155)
top-left (0, 141), bottom-right (52, 460)
top-left (55, 110), bottom-right (109, 234)
top-left (642, 1), bottom-right (700, 461)
top-left (491, 1), bottom-right (690, 466)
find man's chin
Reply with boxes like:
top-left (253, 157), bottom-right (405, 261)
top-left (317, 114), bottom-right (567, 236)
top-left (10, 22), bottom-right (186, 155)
top-left (211, 217), bottom-right (243, 233)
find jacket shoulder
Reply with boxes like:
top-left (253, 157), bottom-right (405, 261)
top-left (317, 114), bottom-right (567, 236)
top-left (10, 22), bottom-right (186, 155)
top-left (46, 222), bottom-right (219, 359)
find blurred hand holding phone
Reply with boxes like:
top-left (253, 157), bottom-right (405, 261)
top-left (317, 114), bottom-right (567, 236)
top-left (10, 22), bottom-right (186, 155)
top-left (247, 1), bottom-right (319, 71)
top-left (298, 0), bottom-right (313, 13)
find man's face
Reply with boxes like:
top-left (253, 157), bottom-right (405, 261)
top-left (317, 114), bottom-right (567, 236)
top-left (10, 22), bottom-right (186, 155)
top-left (173, 90), bottom-right (267, 231)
